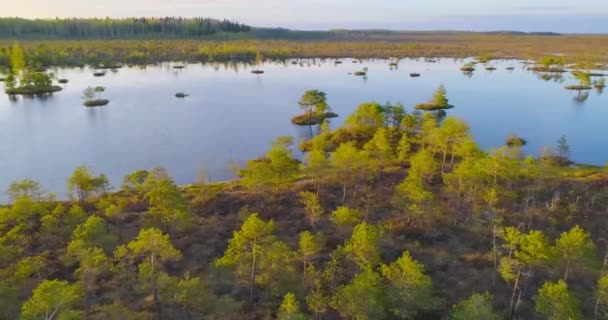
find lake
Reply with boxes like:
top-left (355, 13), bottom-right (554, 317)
top-left (0, 58), bottom-right (606, 200)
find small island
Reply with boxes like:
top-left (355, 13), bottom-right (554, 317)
top-left (415, 85), bottom-right (455, 111)
top-left (3, 44), bottom-right (63, 95)
top-left (291, 90), bottom-right (339, 125)
top-left (250, 51), bottom-right (265, 74)
top-left (564, 71), bottom-right (593, 91)
top-left (527, 56), bottom-right (567, 73)
top-left (460, 62), bottom-right (476, 72)
top-left (58, 79), bottom-right (69, 84)
top-left (82, 86), bottom-right (109, 107)
top-left (175, 92), bottom-right (189, 98)
top-left (354, 67), bottom-right (368, 76)
top-left (485, 66), bottom-right (497, 71)
top-left (506, 134), bottom-right (527, 147)
top-left (93, 71), bottom-right (107, 77)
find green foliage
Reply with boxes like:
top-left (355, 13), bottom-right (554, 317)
top-left (298, 231), bottom-right (324, 271)
top-left (82, 86), bottom-right (106, 101)
top-left (121, 169), bottom-right (150, 193)
top-left (299, 191), bottom-right (324, 225)
top-left (125, 228), bottom-right (181, 264)
top-left (397, 133), bottom-right (413, 161)
top-left (331, 142), bottom-right (374, 202)
top-left (330, 206), bottom-right (364, 226)
top-left (555, 225), bottom-right (596, 280)
top-left (557, 135), bottom-right (571, 159)
top-left (332, 269), bottom-right (386, 320)
top-left (298, 90), bottom-right (329, 115)
top-left (41, 205), bottom-right (88, 246)
top-left (21, 279), bottom-right (82, 320)
top-left (394, 149), bottom-right (438, 226)
top-left (278, 292), bottom-right (306, 320)
top-left (432, 84), bottom-right (449, 107)
top-left (343, 222), bottom-right (382, 270)
top-left (346, 102), bottom-right (386, 135)
top-left (451, 292), bottom-right (501, 320)
top-left (216, 213), bottom-right (296, 301)
top-left (363, 127), bottom-right (394, 163)
top-left (144, 170), bottom-right (189, 234)
top-left (67, 165), bottom-right (109, 204)
top-left (540, 56), bottom-right (565, 68)
top-left (7, 179), bottom-right (42, 201)
top-left (381, 251), bottom-right (438, 318)
top-left (306, 284), bottom-right (329, 319)
top-left (239, 137), bottom-right (301, 192)
top-left (534, 280), bottom-right (583, 320)
top-left (597, 275), bottom-right (608, 318)
top-left (9, 42), bottom-right (25, 74)
top-left (67, 215), bottom-right (117, 260)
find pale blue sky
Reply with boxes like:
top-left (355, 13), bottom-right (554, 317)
top-left (4, 0), bottom-right (608, 33)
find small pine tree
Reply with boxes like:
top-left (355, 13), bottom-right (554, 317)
top-left (433, 84), bottom-right (449, 107)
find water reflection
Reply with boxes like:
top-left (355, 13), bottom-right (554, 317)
top-left (573, 91), bottom-right (590, 104)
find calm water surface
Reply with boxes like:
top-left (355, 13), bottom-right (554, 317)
top-left (1, 58), bottom-right (606, 199)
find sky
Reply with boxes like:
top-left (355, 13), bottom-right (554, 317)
top-left (3, 0), bottom-right (608, 33)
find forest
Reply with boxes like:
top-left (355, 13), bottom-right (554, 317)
top-left (1, 87), bottom-right (608, 319)
top-left (0, 17), bottom-right (250, 39)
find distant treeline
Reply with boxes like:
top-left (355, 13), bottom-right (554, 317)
top-left (0, 17), bottom-right (251, 39)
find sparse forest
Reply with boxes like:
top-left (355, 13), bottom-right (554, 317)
top-left (2, 90), bottom-right (608, 319)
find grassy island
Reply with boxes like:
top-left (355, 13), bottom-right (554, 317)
top-left (292, 90), bottom-right (338, 125)
top-left (415, 102), bottom-right (455, 111)
top-left (82, 86), bottom-right (109, 107)
top-left (564, 85), bottom-right (592, 91)
top-left (528, 66), bottom-right (567, 73)
top-left (291, 112), bottom-right (339, 125)
top-left (416, 84), bottom-right (454, 111)
top-left (5, 85), bottom-right (62, 95)
top-left (84, 99), bottom-right (110, 107)
top-left (506, 134), bottom-right (527, 147)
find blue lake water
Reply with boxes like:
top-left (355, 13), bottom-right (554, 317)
top-left (0, 58), bottom-right (606, 199)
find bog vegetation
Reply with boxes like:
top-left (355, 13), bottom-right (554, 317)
top-left (2, 87), bottom-right (608, 319)
top-left (1, 32), bottom-right (608, 67)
